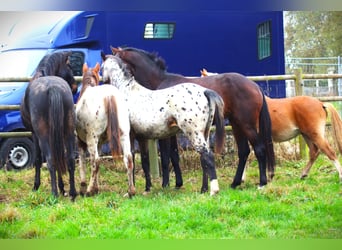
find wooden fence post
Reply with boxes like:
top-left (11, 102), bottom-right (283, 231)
top-left (148, 139), bottom-right (160, 179)
top-left (294, 68), bottom-right (307, 158)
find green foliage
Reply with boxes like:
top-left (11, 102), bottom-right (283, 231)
top-left (285, 11), bottom-right (342, 58)
top-left (0, 156), bottom-right (341, 239)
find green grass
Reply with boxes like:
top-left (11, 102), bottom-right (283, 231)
top-left (0, 154), bottom-right (341, 239)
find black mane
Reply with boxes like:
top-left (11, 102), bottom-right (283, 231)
top-left (120, 46), bottom-right (168, 71)
top-left (33, 51), bottom-right (75, 88)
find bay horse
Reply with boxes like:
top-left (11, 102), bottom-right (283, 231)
top-left (102, 55), bottom-right (226, 195)
top-left (201, 68), bottom-right (342, 181)
top-left (112, 46), bottom-right (275, 189)
top-left (20, 51), bottom-right (77, 200)
top-left (75, 63), bottom-right (135, 197)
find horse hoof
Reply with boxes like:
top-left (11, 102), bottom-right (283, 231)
top-left (300, 174), bottom-right (307, 180)
top-left (210, 179), bottom-right (219, 196)
top-left (175, 182), bottom-right (183, 189)
top-left (86, 189), bottom-right (98, 197)
top-left (210, 189), bottom-right (219, 196)
top-left (142, 191), bottom-right (150, 196)
top-left (123, 191), bottom-right (136, 198)
top-left (257, 185), bottom-right (265, 190)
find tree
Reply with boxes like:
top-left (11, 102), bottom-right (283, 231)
top-left (284, 11), bottom-right (342, 58)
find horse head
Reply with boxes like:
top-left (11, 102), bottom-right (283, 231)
top-left (110, 46), bottom-right (167, 89)
top-left (77, 63), bottom-right (101, 102)
top-left (82, 62), bottom-right (100, 87)
top-left (33, 51), bottom-right (77, 94)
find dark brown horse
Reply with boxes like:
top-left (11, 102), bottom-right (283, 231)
top-left (112, 46), bottom-right (275, 189)
top-left (20, 51), bottom-right (77, 200)
top-left (201, 68), bottom-right (342, 181)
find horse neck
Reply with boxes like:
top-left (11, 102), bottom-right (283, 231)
top-left (31, 70), bottom-right (45, 81)
top-left (156, 72), bottom-right (189, 89)
top-left (78, 81), bottom-right (90, 102)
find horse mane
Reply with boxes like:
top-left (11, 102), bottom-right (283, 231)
top-left (106, 54), bottom-right (135, 80)
top-left (32, 51), bottom-right (72, 81)
top-left (119, 46), bottom-right (168, 71)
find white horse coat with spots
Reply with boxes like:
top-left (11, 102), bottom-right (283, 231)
top-left (102, 55), bottom-right (225, 195)
top-left (76, 84), bottom-right (134, 196)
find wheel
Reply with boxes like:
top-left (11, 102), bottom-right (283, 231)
top-left (0, 137), bottom-right (36, 170)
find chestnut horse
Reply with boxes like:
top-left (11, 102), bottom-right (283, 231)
top-left (102, 55), bottom-right (225, 195)
top-left (201, 68), bottom-right (342, 181)
top-left (76, 63), bottom-right (135, 197)
top-left (112, 46), bottom-right (275, 189)
top-left (20, 51), bottom-right (77, 200)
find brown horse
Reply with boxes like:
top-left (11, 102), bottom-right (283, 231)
top-left (112, 46), bottom-right (275, 189)
top-left (76, 63), bottom-right (135, 197)
top-left (201, 68), bottom-right (342, 181)
top-left (20, 51), bottom-right (77, 200)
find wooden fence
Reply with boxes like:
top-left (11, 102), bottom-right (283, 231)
top-left (1, 71), bottom-right (342, 177)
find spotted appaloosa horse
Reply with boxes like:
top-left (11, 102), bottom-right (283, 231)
top-left (102, 54), bottom-right (226, 195)
top-left (76, 63), bottom-right (135, 197)
top-left (20, 51), bottom-right (77, 200)
top-left (201, 68), bottom-right (342, 182)
top-left (112, 46), bottom-right (275, 189)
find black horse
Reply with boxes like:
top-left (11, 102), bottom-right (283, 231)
top-left (20, 51), bottom-right (78, 200)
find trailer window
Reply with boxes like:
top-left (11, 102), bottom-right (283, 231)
top-left (257, 20), bottom-right (271, 60)
top-left (144, 23), bottom-right (175, 39)
top-left (68, 51), bottom-right (85, 76)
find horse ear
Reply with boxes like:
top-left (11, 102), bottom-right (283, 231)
top-left (94, 62), bottom-right (100, 73)
top-left (64, 51), bottom-right (72, 65)
top-left (111, 46), bottom-right (121, 55)
top-left (82, 63), bottom-right (88, 73)
top-left (201, 68), bottom-right (208, 76)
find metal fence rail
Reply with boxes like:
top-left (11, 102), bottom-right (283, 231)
top-left (2, 71), bottom-right (342, 177)
top-left (2, 72), bottom-right (342, 138)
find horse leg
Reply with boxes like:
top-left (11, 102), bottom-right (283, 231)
top-left (299, 136), bottom-right (319, 179)
top-left (199, 149), bottom-right (219, 195)
top-left (32, 135), bottom-right (42, 191)
top-left (231, 134), bottom-right (250, 188)
top-left (66, 133), bottom-right (77, 201)
top-left (250, 137), bottom-right (268, 188)
top-left (57, 172), bottom-right (66, 196)
top-left (159, 138), bottom-right (171, 188)
top-left (309, 135), bottom-right (342, 181)
top-left (138, 139), bottom-right (152, 193)
top-left (300, 135), bottom-right (342, 181)
top-left (45, 153), bottom-right (59, 198)
top-left (86, 141), bottom-right (100, 196)
top-left (78, 139), bottom-right (88, 196)
top-left (121, 137), bottom-right (136, 197)
top-left (170, 135), bottom-right (183, 188)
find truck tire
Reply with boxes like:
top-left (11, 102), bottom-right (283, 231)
top-left (0, 138), bottom-right (36, 170)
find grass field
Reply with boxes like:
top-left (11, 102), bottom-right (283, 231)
top-left (0, 147), bottom-right (341, 239)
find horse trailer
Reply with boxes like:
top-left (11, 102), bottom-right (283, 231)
top-left (0, 10), bottom-right (285, 170)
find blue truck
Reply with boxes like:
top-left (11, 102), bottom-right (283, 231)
top-left (0, 10), bottom-right (285, 170)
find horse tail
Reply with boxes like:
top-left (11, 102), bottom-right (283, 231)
top-left (49, 88), bottom-right (67, 174)
top-left (258, 91), bottom-right (275, 178)
top-left (204, 89), bottom-right (225, 154)
top-left (324, 102), bottom-right (342, 154)
top-left (105, 95), bottom-right (122, 157)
